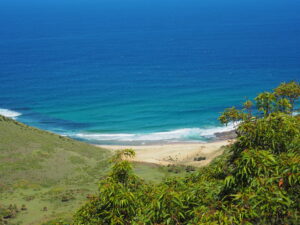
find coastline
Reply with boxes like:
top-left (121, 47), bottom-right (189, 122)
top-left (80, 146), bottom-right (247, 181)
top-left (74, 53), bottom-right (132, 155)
top-left (0, 107), bottom-right (238, 145)
top-left (0, 108), bottom-right (236, 167)
top-left (98, 139), bottom-right (234, 167)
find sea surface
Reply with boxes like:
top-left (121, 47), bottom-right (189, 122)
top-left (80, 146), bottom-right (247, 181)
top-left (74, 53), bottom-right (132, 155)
top-left (0, 0), bottom-right (300, 144)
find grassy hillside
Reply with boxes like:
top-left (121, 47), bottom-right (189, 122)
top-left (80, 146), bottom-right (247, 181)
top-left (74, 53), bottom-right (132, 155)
top-left (0, 116), bottom-right (185, 225)
top-left (0, 115), bottom-right (112, 224)
top-left (0, 115), bottom-right (111, 188)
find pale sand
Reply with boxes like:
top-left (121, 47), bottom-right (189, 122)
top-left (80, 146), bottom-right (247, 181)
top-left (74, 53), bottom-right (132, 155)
top-left (98, 140), bottom-right (234, 167)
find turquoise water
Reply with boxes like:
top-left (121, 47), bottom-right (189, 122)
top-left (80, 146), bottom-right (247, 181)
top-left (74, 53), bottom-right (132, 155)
top-left (0, 0), bottom-right (299, 144)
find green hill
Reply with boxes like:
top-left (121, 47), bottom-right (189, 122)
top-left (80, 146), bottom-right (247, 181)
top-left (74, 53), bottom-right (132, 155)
top-left (0, 115), bottom-right (111, 188)
top-left (0, 115), bottom-right (112, 224)
top-left (0, 116), bottom-right (181, 225)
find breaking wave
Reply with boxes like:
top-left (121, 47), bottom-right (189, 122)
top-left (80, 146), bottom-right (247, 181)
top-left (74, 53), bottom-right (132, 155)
top-left (0, 108), bottom-right (22, 119)
top-left (69, 123), bottom-right (236, 144)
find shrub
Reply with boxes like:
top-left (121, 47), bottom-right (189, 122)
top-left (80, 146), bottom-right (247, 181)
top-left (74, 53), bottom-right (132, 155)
top-left (73, 82), bottom-right (300, 224)
top-left (193, 156), bottom-right (206, 161)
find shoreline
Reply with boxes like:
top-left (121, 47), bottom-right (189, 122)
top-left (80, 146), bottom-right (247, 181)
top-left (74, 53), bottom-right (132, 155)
top-left (97, 139), bottom-right (234, 167)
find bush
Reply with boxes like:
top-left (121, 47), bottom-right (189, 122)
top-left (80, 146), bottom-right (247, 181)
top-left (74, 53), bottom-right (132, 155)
top-left (193, 156), bottom-right (206, 161)
top-left (73, 82), bottom-right (300, 224)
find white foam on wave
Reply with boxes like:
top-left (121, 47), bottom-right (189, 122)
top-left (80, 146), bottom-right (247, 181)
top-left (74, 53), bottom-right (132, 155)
top-left (0, 108), bottom-right (22, 119)
top-left (72, 123), bottom-right (236, 143)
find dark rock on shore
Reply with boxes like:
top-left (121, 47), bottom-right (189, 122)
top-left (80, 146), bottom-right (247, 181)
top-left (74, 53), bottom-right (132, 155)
top-left (214, 130), bottom-right (237, 140)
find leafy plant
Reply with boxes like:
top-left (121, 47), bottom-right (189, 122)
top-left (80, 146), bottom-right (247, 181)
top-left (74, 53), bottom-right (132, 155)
top-left (74, 82), bottom-right (300, 224)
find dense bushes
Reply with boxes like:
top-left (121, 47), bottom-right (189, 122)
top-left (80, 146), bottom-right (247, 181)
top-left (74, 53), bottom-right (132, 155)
top-left (74, 81), bottom-right (300, 225)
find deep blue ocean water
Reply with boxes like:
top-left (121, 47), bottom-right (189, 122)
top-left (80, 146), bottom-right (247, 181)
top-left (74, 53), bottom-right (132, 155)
top-left (0, 0), bottom-right (300, 144)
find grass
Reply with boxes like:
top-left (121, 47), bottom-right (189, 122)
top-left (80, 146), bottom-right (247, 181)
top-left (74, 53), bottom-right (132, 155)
top-left (133, 162), bottom-right (189, 183)
top-left (0, 116), bottom-right (187, 224)
top-left (0, 115), bottom-right (112, 224)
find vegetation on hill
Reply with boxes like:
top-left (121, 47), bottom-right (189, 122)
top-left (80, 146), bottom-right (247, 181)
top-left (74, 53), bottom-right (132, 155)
top-left (74, 81), bottom-right (300, 225)
top-left (0, 116), bottom-right (111, 190)
top-left (0, 116), bottom-right (112, 224)
top-left (0, 116), bottom-right (184, 224)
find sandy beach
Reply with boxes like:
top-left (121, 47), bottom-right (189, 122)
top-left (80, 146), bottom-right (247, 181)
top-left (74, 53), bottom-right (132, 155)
top-left (99, 140), bottom-right (234, 167)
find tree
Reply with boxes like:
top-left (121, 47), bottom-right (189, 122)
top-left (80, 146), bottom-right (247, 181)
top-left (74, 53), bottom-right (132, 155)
top-left (255, 92), bottom-right (276, 116)
top-left (74, 149), bottom-right (144, 225)
top-left (274, 81), bottom-right (300, 111)
top-left (218, 107), bottom-right (245, 126)
top-left (276, 98), bottom-right (292, 114)
top-left (243, 99), bottom-right (253, 117)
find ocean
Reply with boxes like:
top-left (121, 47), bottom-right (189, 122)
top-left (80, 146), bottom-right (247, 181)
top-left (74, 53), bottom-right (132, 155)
top-left (0, 0), bottom-right (300, 144)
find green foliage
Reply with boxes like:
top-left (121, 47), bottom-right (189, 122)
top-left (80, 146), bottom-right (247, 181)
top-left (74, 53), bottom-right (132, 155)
top-left (74, 150), bottom-right (145, 225)
top-left (110, 149), bottom-right (136, 185)
top-left (218, 107), bottom-right (245, 126)
top-left (276, 98), bottom-right (292, 114)
top-left (236, 113), bottom-right (299, 154)
top-left (255, 92), bottom-right (276, 116)
top-left (243, 99), bottom-right (254, 117)
top-left (274, 81), bottom-right (300, 110)
top-left (74, 82), bottom-right (300, 224)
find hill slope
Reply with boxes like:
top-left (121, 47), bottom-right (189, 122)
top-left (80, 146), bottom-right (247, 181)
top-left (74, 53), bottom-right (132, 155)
top-left (0, 115), bottom-right (111, 224)
top-left (0, 116), bottom-right (180, 225)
